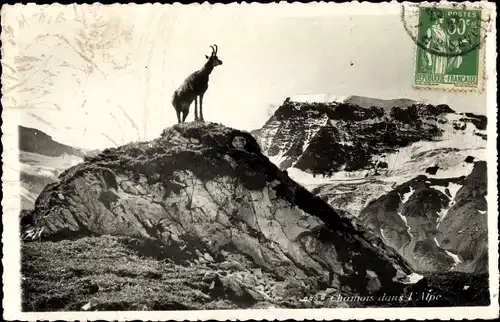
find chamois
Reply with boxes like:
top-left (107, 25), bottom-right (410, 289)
top-left (172, 44), bottom-right (223, 123)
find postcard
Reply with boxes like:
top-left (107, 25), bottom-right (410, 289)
top-left (2, 1), bottom-right (498, 320)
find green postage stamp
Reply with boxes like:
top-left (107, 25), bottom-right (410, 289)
top-left (411, 4), bottom-right (487, 91)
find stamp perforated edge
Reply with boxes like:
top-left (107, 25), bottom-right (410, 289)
top-left (1, 1), bottom-right (498, 321)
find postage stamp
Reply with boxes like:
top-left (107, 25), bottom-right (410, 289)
top-left (1, 1), bottom-right (498, 321)
top-left (401, 2), bottom-right (491, 91)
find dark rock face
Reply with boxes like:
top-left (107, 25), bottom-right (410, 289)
top-left (436, 161), bottom-right (488, 273)
top-left (252, 99), bottom-right (463, 174)
top-left (358, 162), bottom-right (488, 273)
top-left (24, 122), bottom-right (419, 306)
top-left (252, 98), bottom-right (487, 177)
top-left (464, 156), bottom-right (475, 163)
top-left (19, 125), bottom-right (85, 158)
top-left (463, 113), bottom-right (487, 130)
top-left (425, 166), bottom-right (440, 175)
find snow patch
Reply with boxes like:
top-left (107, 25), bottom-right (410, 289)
top-left (400, 187), bottom-right (415, 204)
top-left (434, 237), bottom-right (462, 268)
top-left (437, 202), bottom-right (454, 228)
top-left (300, 115), bottom-right (329, 155)
top-left (428, 162), bottom-right (475, 179)
top-left (287, 167), bottom-right (372, 188)
top-left (397, 212), bottom-right (407, 225)
top-left (436, 182), bottom-right (463, 227)
top-left (289, 94), bottom-right (348, 104)
top-left (446, 182), bottom-right (462, 200)
top-left (338, 139), bottom-right (354, 146)
top-left (259, 124), bottom-right (280, 152)
top-left (402, 272), bottom-right (424, 284)
top-left (374, 112), bottom-right (485, 179)
top-left (380, 228), bottom-right (389, 242)
top-left (397, 212), bottom-right (413, 238)
top-left (268, 150), bottom-right (287, 168)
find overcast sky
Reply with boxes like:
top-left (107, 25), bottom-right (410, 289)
top-left (2, 3), bottom-right (487, 150)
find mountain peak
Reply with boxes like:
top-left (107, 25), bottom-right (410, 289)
top-left (254, 96), bottom-right (475, 172)
top-left (344, 95), bottom-right (422, 110)
top-left (286, 94), bottom-right (424, 110)
top-left (288, 94), bottom-right (349, 104)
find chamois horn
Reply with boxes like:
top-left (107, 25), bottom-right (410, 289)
top-left (210, 44), bottom-right (218, 55)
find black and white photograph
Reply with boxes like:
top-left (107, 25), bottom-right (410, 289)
top-left (1, 2), bottom-right (498, 321)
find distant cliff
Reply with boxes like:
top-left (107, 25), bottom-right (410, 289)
top-left (19, 125), bottom-right (86, 158)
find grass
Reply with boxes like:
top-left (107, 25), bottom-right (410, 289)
top-left (22, 235), bottom-right (248, 311)
top-left (22, 235), bottom-right (490, 311)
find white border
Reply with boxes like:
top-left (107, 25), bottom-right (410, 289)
top-left (2, 1), bottom-right (498, 320)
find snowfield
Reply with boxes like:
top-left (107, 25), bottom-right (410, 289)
top-left (287, 167), bottom-right (373, 188)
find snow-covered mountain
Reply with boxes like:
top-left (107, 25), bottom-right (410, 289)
top-left (19, 125), bottom-right (96, 209)
top-left (252, 95), bottom-right (488, 273)
top-left (287, 94), bottom-right (421, 110)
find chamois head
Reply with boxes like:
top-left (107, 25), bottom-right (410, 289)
top-left (205, 44), bottom-right (223, 67)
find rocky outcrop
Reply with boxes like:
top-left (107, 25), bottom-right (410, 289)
top-left (358, 162), bottom-right (488, 273)
top-left (24, 122), bottom-right (419, 307)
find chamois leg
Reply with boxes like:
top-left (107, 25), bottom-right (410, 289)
top-left (182, 108), bottom-right (189, 123)
top-left (194, 97), bottom-right (199, 121)
top-left (176, 108), bottom-right (181, 124)
top-left (199, 94), bottom-right (205, 122)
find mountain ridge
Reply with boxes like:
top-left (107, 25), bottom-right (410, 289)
top-left (19, 125), bottom-right (86, 158)
top-left (252, 96), bottom-right (466, 173)
top-left (252, 96), bottom-right (488, 274)
top-left (286, 94), bottom-right (422, 110)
